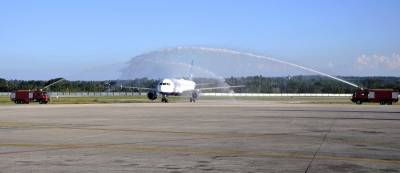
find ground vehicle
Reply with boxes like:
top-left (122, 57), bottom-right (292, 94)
top-left (10, 90), bottom-right (50, 104)
top-left (351, 88), bottom-right (399, 105)
top-left (9, 78), bottom-right (64, 104)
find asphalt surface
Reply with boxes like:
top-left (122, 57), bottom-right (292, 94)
top-left (0, 100), bottom-right (399, 172)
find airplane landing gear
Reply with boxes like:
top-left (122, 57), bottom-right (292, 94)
top-left (161, 95), bottom-right (168, 103)
top-left (190, 91), bottom-right (198, 103)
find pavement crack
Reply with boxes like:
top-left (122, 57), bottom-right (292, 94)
top-left (304, 118), bottom-right (336, 173)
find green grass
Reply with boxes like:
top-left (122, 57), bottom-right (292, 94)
top-left (204, 96), bottom-right (399, 105)
top-left (0, 96), bottom-right (151, 104)
top-left (50, 96), bottom-right (152, 104)
top-left (201, 96), bottom-right (353, 104)
top-left (0, 96), bottom-right (13, 104)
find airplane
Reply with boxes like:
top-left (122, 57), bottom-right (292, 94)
top-left (121, 62), bottom-right (244, 103)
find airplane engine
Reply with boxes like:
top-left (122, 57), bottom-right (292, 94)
top-left (147, 90), bottom-right (157, 100)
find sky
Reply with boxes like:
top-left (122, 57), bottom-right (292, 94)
top-left (0, 0), bottom-right (399, 80)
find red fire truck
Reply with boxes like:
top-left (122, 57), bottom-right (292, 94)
top-left (10, 90), bottom-right (50, 104)
top-left (9, 78), bottom-right (64, 104)
top-left (351, 88), bottom-right (399, 105)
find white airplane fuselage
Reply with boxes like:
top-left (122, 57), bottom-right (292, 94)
top-left (157, 78), bottom-right (196, 95)
top-left (142, 77), bottom-right (242, 102)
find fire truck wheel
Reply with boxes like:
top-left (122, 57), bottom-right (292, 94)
top-left (356, 100), bottom-right (362, 105)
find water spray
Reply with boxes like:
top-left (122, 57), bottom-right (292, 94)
top-left (169, 46), bottom-right (360, 88)
top-left (42, 78), bottom-right (65, 90)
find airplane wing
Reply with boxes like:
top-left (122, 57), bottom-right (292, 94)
top-left (120, 85), bottom-right (152, 90)
top-left (197, 85), bottom-right (245, 91)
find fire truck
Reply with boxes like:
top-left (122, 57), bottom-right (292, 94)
top-left (351, 88), bottom-right (399, 105)
top-left (10, 78), bottom-right (64, 104)
top-left (10, 90), bottom-right (49, 104)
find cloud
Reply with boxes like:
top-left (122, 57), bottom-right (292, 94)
top-left (355, 53), bottom-right (400, 70)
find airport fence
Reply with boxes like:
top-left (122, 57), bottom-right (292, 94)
top-left (0, 92), bottom-right (354, 97)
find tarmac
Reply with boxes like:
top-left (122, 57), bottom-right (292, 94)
top-left (0, 100), bottom-right (399, 172)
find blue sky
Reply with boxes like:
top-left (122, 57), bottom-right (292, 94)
top-left (1, 0), bottom-right (399, 80)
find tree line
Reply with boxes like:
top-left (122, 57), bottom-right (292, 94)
top-left (0, 76), bottom-right (399, 93)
